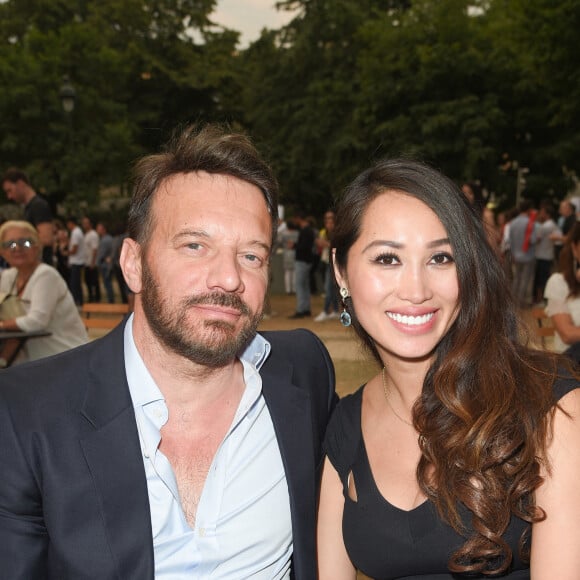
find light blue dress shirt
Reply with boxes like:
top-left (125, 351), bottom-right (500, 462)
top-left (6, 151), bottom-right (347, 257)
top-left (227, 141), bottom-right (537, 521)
top-left (124, 316), bottom-right (292, 579)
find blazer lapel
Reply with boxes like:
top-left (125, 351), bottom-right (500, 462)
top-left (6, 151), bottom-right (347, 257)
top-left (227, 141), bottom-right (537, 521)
top-left (79, 325), bottom-right (154, 579)
top-left (261, 359), bottom-right (316, 579)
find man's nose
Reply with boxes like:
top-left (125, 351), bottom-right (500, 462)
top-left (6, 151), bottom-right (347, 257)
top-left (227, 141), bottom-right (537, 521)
top-left (206, 252), bottom-right (244, 293)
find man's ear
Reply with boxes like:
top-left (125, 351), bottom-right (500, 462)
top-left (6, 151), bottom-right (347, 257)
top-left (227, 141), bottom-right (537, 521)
top-left (120, 238), bottom-right (143, 294)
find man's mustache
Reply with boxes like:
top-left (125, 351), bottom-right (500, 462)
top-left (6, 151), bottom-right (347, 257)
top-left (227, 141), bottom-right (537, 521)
top-left (184, 292), bottom-right (251, 317)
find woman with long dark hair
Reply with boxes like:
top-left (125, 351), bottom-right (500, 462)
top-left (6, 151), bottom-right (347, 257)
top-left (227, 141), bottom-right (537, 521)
top-left (317, 159), bottom-right (580, 578)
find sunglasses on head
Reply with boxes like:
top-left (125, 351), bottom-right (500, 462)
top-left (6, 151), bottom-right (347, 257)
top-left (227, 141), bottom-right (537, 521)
top-left (1, 238), bottom-right (36, 251)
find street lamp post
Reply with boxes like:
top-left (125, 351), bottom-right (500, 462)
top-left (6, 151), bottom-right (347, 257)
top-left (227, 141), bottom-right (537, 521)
top-left (59, 76), bottom-right (76, 113)
top-left (515, 163), bottom-right (530, 208)
top-left (59, 76), bottom-right (76, 201)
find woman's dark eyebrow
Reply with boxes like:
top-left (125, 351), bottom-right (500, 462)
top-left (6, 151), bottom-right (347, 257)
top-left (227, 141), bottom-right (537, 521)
top-left (427, 237), bottom-right (451, 249)
top-left (363, 238), bottom-right (450, 252)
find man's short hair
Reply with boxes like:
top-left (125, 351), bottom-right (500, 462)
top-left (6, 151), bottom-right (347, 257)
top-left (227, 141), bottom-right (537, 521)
top-left (127, 123), bottom-right (279, 250)
top-left (2, 167), bottom-right (30, 185)
top-left (539, 199), bottom-right (555, 219)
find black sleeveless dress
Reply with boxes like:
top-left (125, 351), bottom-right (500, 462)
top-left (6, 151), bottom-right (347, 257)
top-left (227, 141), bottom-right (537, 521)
top-left (323, 377), bottom-right (579, 579)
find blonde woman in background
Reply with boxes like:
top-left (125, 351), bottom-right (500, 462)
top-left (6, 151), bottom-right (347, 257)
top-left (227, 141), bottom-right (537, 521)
top-left (0, 220), bottom-right (88, 366)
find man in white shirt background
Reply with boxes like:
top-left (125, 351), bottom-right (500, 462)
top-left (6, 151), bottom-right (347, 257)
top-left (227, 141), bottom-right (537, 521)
top-left (66, 215), bottom-right (86, 305)
top-left (82, 215), bottom-right (101, 302)
top-left (533, 200), bottom-right (559, 305)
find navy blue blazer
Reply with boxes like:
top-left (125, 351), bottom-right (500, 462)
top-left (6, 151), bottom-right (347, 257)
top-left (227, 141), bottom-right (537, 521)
top-left (0, 322), bottom-right (337, 579)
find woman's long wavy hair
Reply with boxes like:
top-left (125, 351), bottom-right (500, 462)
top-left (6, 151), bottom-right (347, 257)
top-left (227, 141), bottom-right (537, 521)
top-left (332, 158), bottom-right (567, 574)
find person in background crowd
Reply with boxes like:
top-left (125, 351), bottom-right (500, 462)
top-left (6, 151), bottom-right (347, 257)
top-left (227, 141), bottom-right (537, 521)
top-left (317, 158), bottom-right (580, 579)
top-left (289, 210), bottom-right (316, 318)
top-left (53, 219), bottom-right (70, 282)
top-left (2, 167), bottom-right (54, 265)
top-left (461, 180), bottom-right (486, 212)
top-left (0, 123), bottom-right (336, 579)
top-left (307, 216), bottom-right (321, 295)
top-left (82, 216), bottom-right (101, 302)
top-left (65, 216), bottom-right (85, 306)
top-left (532, 200), bottom-right (559, 305)
top-left (498, 207), bottom-right (519, 282)
top-left (508, 199), bottom-right (537, 308)
top-left (544, 222), bottom-right (580, 362)
top-left (280, 219), bottom-right (299, 294)
top-left (552, 199), bottom-right (577, 265)
top-left (0, 220), bottom-right (87, 367)
top-left (314, 210), bottom-right (340, 322)
top-left (0, 214), bottom-right (8, 271)
top-left (461, 181), bottom-right (498, 249)
top-left (96, 221), bottom-right (115, 303)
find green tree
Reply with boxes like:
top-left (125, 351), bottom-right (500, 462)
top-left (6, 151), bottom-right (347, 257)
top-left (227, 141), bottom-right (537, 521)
top-left (241, 0), bottom-right (507, 214)
top-left (240, 0), bottom-right (408, 216)
top-left (0, 0), bottom-right (238, 211)
top-left (500, 0), bottom-right (580, 200)
top-left (240, 0), bottom-right (579, 212)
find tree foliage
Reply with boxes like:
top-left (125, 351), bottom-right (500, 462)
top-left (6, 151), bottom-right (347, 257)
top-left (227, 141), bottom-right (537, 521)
top-left (0, 0), bottom-right (237, 210)
top-left (0, 0), bottom-right (578, 217)
top-left (240, 0), bottom-right (580, 214)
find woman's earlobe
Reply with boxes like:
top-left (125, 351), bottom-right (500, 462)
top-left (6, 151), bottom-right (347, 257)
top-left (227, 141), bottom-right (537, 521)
top-left (333, 266), bottom-right (346, 291)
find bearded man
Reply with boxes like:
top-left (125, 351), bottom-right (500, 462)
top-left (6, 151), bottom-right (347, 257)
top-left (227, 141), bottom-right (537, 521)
top-left (0, 124), bottom-right (337, 579)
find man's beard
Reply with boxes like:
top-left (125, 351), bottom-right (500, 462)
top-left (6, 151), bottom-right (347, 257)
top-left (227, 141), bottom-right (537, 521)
top-left (140, 259), bottom-right (263, 368)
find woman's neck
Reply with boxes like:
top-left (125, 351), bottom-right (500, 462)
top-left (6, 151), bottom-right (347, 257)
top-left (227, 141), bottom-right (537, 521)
top-left (17, 263), bottom-right (38, 280)
top-left (15, 262), bottom-right (39, 294)
top-left (381, 355), bottom-right (431, 406)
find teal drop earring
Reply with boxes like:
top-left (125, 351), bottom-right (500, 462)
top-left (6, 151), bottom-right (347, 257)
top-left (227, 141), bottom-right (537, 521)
top-left (339, 287), bottom-right (351, 327)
